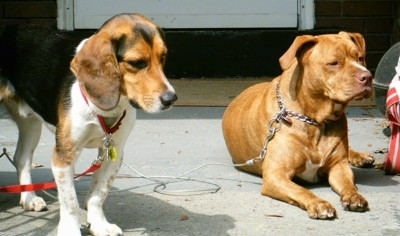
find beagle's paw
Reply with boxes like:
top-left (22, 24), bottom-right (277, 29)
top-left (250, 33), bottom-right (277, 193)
top-left (57, 216), bottom-right (81, 236)
top-left (306, 199), bottom-right (337, 220)
top-left (20, 194), bottom-right (47, 212)
top-left (89, 222), bottom-right (123, 236)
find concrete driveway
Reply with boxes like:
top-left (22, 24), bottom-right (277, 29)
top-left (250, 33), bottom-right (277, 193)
top-left (0, 106), bottom-right (399, 236)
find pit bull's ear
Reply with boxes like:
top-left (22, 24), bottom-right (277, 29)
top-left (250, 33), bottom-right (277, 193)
top-left (70, 32), bottom-right (121, 111)
top-left (339, 31), bottom-right (366, 52)
top-left (279, 35), bottom-right (317, 70)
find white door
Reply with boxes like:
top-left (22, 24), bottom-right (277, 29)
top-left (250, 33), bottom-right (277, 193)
top-left (58, 0), bottom-right (314, 30)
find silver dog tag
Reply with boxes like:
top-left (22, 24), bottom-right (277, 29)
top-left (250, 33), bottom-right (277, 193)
top-left (103, 135), bottom-right (117, 161)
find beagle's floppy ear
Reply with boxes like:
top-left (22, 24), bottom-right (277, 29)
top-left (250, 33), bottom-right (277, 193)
top-left (279, 35), bottom-right (317, 71)
top-left (70, 31), bottom-right (121, 111)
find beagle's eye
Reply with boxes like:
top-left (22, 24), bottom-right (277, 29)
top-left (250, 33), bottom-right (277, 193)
top-left (127, 60), bottom-right (147, 69)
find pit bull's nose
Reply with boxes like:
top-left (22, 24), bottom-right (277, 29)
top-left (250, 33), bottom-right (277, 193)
top-left (357, 71), bottom-right (372, 84)
top-left (160, 91), bottom-right (178, 107)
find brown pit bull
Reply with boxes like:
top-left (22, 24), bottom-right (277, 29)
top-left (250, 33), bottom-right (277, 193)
top-left (222, 32), bottom-right (374, 219)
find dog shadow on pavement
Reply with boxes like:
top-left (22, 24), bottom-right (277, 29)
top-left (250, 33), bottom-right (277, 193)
top-left (0, 168), bottom-right (235, 236)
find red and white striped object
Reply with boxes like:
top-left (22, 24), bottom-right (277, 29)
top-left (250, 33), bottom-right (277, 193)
top-left (384, 55), bottom-right (400, 174)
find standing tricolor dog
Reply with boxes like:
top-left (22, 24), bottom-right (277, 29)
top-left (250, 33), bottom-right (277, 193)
top-left (0, 14), bottom-right (177, 235)
top-left (222, 32), bottom-right (373, 219)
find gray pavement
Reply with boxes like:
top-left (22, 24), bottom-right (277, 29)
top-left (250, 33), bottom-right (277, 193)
top-left (0, 106), bottom-right (399, 236)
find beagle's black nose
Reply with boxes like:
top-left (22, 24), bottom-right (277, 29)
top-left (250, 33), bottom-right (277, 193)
top-left (160, 91), bottom-right (178, 107)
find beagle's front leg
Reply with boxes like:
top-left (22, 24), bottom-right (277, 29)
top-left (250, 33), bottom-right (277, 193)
top-left (85, 145), bottom-right (124, 236)
top-left (52, 147), bottom-right (82, 236)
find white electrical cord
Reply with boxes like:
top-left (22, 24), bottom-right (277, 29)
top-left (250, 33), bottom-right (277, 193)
top-left (1, 147), bottom-right (260, 200)
top-left (40, 158), bottom-right (259, 199)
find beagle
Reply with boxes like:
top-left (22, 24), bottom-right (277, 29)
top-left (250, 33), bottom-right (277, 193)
top-left (0, 13), bottom-right (177, 235)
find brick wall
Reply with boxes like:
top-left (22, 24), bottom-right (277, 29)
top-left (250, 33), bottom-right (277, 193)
top-left (0, 0), bottom-right (398, 76)
top-left (315, 0), bottom-right (398, 73)
top-left (0, 0), bottom-right (57, 27)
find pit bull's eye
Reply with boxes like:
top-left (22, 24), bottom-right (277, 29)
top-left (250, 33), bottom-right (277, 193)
top-left (160, 54), bottom-right (167, 65)
top-left (328, 61), bottom-right (339, 66)
top-left (358, 57), bottom-right (364, 62)
top-left (128, 60), bottom-right (147, 69)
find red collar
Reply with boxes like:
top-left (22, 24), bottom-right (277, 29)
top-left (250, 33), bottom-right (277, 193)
top-left (80, 87), bottom-right (126, 134)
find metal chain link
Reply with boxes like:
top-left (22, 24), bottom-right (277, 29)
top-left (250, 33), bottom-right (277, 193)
top-left (275, 83), bottom-right (320, 126)
top-left (250, 109), bottom-right (283, 164)
top-left (240, 82), bottom-right (322, 167)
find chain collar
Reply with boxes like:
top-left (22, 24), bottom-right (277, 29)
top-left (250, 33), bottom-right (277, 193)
top-left (236, 82), bottom-right (322, 167)
top-left (275, 82), bottom-right (320, 126)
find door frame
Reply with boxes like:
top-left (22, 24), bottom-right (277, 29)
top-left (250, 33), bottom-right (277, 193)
top-left (57, 0), bottom-right (314, 31)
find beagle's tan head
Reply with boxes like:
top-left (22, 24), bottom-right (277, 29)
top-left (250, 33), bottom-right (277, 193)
top-left (70, 13), bottom-right (177, 113)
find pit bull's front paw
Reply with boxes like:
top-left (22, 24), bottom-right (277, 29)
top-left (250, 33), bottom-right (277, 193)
top-left (341, 193), bottom-right (369, 212)
top-left (348, 150), bottom-right (375, 168)
top-left (306, 199), bottom-right (337, 220)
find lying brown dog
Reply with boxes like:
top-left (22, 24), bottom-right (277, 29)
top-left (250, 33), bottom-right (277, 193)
top-left (222, 32), bottom-right (374, 219)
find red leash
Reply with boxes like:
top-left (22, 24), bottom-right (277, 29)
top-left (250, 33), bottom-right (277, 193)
top-left (0, 162), bottom-right (101, 193)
